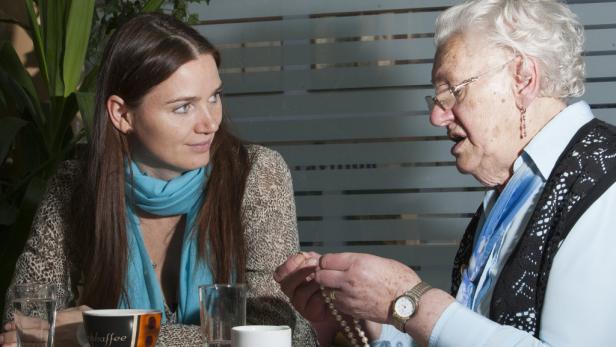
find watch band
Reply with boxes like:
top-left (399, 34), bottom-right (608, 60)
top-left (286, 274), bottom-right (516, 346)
top-left (391, 281), bottom-right (433, 332)
top-left (391, 312), bottom-right (407, 332)
top-left (407, 281), bottom-right (432, 302)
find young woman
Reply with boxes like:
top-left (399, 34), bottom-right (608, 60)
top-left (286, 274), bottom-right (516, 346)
top-left (1, 13), bottom-right (316, 346)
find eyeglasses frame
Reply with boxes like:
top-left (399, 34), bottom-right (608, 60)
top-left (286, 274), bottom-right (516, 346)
top-left (425, 57), bottom-right (516, 112)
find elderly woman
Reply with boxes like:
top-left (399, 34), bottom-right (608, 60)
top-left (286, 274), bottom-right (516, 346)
top-left (276, 0), bottom-right (616, 346)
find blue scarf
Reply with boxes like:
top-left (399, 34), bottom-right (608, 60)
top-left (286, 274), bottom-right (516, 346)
top-left (120, 161), bottom-right (213, 324)
top-left (458, 157), bottom-right (543, 311)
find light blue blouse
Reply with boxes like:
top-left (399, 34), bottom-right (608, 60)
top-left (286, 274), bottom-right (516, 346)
top-left (374, 101), bottom-right (616, 346)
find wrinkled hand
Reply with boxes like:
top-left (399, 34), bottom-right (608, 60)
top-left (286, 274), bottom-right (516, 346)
top-left (315, 252), bottom-right (420, 323)
top-left (0, 305), bottom-right (90, 347)
top-left (274, 252), bottom-right (334, 324)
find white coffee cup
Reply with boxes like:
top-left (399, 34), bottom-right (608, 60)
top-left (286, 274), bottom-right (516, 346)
top-left (231, 325), bottom-right (291, 347)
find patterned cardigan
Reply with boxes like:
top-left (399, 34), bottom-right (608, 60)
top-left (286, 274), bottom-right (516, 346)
top-left (3, 145), bottom-right (317, 347)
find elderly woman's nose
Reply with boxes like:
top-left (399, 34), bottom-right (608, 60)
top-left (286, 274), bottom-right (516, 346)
top-left (429, 106), bottom-right (454, 127)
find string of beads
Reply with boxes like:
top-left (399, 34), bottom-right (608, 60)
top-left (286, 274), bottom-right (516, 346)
top-left (320, 285), bottom-right (370, 347)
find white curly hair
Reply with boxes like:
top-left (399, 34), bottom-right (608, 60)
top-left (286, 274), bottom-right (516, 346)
top-left (434, 0), bottom-right (585, 99)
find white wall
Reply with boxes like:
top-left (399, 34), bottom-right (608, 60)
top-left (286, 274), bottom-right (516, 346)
top-left (192, 0), bottom-right (616, 290)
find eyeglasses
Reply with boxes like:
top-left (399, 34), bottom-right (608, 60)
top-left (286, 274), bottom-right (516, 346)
top-left (425, 58), bottom-right (515, 112)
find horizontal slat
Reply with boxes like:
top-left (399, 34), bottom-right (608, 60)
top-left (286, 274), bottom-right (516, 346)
top-left (227, 86), bottom-right (430, 119)
top-left (275, 141), bottom-right (454, 166)
top-left (595, 109), bottom-right (616, 125)
top-left (232, 108), bottom-right (616, 142)
top-left (198, 12), bottom-right (440, 45)
top-left (217, 37), bottom-right (435, 69)
top-left (222, 63), bottom-right (433, 94)
top-left (585, 28), bottom-right (616, 52)
top-left (221, 54), bottom-right (615, 94)
top-left (225, 82), bottom-right (616, 119)
top-left (586, 55), bottom-right (616, 79)
top-left (216, 29), bottom-right (614, 69)
top-left (299, 218), bottom-right (470, 242)
top-left (415, 267), bottom-right (452, 290)
top-left (571, 3), bottom-right (616, 26)
top-left (193, 1), bottom-right (616, 26)
top-left (572, 82), bottom-right (616, 104)
top-left (291, 166), bottom-right (481, 191)
top-left (192, 0), bottom-right (454, 21)
top-left (198, 3), bottom-right (616, 45)
top-left (295, 191), bottom-right (485, 216)
top-left (295, 166), bottom-right (471, 192)
top-left (231, 114), bottom-right (439, 142)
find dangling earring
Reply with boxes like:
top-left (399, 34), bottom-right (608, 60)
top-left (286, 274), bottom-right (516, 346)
top-left (519, 105), bottom-right (527, 139)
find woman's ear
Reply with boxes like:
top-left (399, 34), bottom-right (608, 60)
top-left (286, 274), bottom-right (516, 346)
top-left (513, 55), bottom-right (541, 108)
top-left (107, 95), bottom-right (134, 134)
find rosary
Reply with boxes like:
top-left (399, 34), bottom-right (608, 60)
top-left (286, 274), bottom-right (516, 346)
top-left (320, 286), bottom-right (370, 347)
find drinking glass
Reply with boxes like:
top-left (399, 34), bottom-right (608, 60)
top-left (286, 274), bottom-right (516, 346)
top-left (199, 284), bottom-right (246, 347)
top-left (12, 283), bottom-right (59, 347)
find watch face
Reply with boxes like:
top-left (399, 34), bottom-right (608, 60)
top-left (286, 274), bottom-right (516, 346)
top-left (394, 296), bottom-right (415, 317)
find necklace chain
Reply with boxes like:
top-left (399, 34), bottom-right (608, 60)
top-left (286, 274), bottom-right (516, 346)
top-left (320, 286), bottom-right (369, 347)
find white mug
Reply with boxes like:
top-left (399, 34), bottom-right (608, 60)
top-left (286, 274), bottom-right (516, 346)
top-left (231, 325), bottom-right (291, 347)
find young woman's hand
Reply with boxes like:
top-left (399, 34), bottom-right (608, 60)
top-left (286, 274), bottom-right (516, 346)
top-left (274, 252), bottom-right (340, 346)
top-left (0, 305), bottom-right (91, 347)
top-left (54, 306), bottom-right (91, 347)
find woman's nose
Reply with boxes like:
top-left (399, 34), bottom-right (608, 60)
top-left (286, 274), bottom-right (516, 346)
top-left (429, 105), bottom-right (454, 127)
top-left (195, 106), bottom-right (220, 133)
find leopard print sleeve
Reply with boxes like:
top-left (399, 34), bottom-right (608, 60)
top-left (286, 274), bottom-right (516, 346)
top-left (156, 322), bottom-right (202, 346)
top-left (2, 161), bottom-right (80, 324)
top-left (242, 145), bottom-right (318, 346)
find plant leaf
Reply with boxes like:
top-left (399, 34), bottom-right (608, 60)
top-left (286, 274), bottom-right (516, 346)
top-left (44, 0), bottom-right (67, 97)
top-left (0, 41), bottom-right (45, 129)
top-left (76, 92), bottom-right (95, 140)
top-left (0, 201), bottom-right (18, 226)
top-left (142, 0), bottom-right (165, 12)
top-left (0, 41), bottom-right (42, 117)
top-left (63, 0), bottom-right (95, 97)
top-left (0, 68), bottom-right (31, 117)
top-left (0, 88), bottom-right (6, 110)
top-left (0, 68), bottom-right (50, 156)
top-left (0, 117), bottom-right (28, 165)
top-left (79, 63), bottom-right (99, 93)
top-left (24, 0), bottom-right (49, 87)
top-left (54, 93), bottom-right (78, 152)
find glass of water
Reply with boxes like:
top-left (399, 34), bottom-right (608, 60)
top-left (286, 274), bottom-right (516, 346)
top-left (199, 283), bottom-right (246, 347)
top-left (12, 283), bottom-right (59, 347)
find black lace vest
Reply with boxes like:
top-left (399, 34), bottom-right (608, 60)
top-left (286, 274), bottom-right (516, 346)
top-left (450, 118), bottom-right (616, 337)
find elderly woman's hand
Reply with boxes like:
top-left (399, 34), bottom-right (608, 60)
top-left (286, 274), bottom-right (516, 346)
top-left (314, 253), bottom-right (420, 324)
top-left (0, 305), bottom-right (90, 347)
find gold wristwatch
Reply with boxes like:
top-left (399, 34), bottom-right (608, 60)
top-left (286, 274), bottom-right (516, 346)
top-left (391, 281), bottom-right (432, 332)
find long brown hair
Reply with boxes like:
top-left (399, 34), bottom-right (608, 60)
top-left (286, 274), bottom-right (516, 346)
top-left (70, 13), bottom-right (249, 308)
